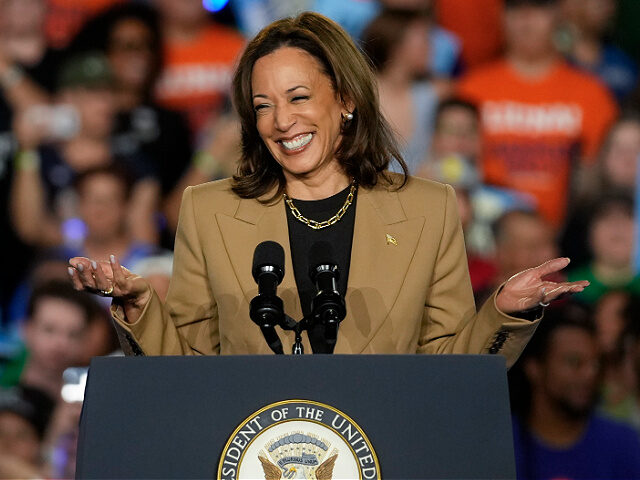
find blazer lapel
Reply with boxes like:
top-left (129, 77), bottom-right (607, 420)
top-left (337, 184), bottom-right (426, 353)
top-left (215, 181), bottom-right (425, 354)
top-left (216, 194), bottom-right (305, 350)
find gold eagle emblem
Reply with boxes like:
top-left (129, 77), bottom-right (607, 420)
top-left (258, 454), bottom-right (338, 480)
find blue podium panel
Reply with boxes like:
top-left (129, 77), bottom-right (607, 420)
top-left (76, 355), bottom-right (515, 479)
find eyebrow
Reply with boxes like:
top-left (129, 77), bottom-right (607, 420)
top-left (286, 85), bottom-right (309, 93)
top-left (252, 85), bottom-right (310, 100)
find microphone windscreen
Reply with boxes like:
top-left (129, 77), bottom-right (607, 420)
top-left (252, 241), bottom-right (285, 281)
top-left (308, 241), bottom-right (335, 272)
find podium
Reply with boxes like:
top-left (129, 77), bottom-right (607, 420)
top-left (76, 355), bottom-right (516, 479)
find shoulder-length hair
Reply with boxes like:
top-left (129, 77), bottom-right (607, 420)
top-left (361, 8), bottom-right (430, 73)
top-left (231, 11), bottom-right (408, 202)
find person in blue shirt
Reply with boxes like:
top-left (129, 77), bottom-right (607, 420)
top-left (511, 303), bottom-right (640, 480)
top-left (559, 0), bottom-right (638, 104)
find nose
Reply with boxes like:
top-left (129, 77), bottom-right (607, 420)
top-left (273, 104), bottom-right (296, 132)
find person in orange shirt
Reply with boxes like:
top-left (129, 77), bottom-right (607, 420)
top-left (457, 0), bottom-right (618, 228)
top-left (152, 0), bottom-right (245, 138)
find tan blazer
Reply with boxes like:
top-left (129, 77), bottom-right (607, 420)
top-left (112, 175), bottom-right (540, 367)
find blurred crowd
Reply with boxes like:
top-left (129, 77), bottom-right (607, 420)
top-left (0, 0), bottom-right (639, 478)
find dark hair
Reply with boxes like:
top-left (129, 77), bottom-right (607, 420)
top-left (597, 291), bottom-right (640, 364)
top-left (621, 294), bottom-right (640, 336)
top-left (589, 191), bottom-right (634, 227)
top-left (525, 303), bottom-right (595, 362)
top-left (435, 98), bottom-right (480, 126)
top-left (361, 8), bottom-right (430, 72)
top-left (491, 209), bottom-right (542, 244)
top-left (505, 0), bottom-right (558, 8)
top-left (66, 2), bottom-right (163, 96)
top-left (508, 302), bottom-right (594, 415)
top-left (0, 385), bottom-right (55, 439)
top-left (73, 164), bottom-right (135, 200)
top-left (26, 280), bottom-right (94, 326)
top-left (598, 110), bottom-right (640, 164)
top-left (620, 294), bottom-right (640, 348)
top-left (231, 12), bottom-right (407, 202)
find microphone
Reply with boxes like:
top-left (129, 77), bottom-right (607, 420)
top-left (308, 241), bottom-right (346, 353)
top-left (249, 241), bottom-right (285, 354)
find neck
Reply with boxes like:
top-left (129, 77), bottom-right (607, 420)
top-left (114, 86), bottom-right (144, 111)
top-left (284, 169), bottom-right (350, 201)
top-left (377, 64), bottom-right (412, 91)
top-left (84, 234), bottom-right (129, 260)
top-left (21, 362), bottom-right (62, 401)
top-left (528, 394), bottom-right (588, 447)
top-left (507, 52), bottom-right (558, 79)
top-left (592, 261), bottom-right (633, 283)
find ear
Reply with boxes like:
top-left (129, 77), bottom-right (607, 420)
top-left (341, 95), bottom-right (355, 116)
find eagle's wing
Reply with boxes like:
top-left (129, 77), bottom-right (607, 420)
top-left (258, 455), bottom-right (282, 480)
top-left (315, 454), bottom-right (338, 480)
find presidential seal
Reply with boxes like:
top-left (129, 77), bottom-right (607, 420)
top-left (217, 399), bottom-right (380, 480)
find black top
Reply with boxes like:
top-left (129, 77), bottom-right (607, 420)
top-left (285, 184), bottom-right (357, 353)
top-left (112, 105), bottom-right (192, 196)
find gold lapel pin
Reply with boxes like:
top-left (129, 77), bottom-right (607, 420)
top-left (386, 233), bottom-right (398, 246)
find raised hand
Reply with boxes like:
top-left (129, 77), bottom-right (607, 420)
top-left (68, 255), bottom-right (152, 323)
top-left (495, 258), bottom-right (589, 315)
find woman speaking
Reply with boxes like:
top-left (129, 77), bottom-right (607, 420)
top-left (68, 12), bottom-right (587, 366)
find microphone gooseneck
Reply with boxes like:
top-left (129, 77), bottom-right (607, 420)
top-left (249, 241), bottom-right (286, 354)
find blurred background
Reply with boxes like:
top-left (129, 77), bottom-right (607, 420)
top-left (1, 0), bottom-right (640, 478)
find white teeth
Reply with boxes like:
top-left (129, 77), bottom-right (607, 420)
top-left (281, 133), bottom-right (312, 150)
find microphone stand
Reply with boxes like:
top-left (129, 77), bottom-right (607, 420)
top-left (249, 296), bottom-right (318, 355)
top-left (279, 314), bottom-right (310, 355)
top-left (279, 311), bottom-right (342, 355)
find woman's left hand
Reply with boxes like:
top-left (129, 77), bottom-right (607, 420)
top-left (495, 257), bottom-right (590, 315)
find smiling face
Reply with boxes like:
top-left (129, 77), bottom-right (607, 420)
top-left (251, 47), bottom-right (351, 189)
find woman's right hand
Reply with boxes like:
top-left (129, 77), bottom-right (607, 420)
top-left (68, 255), bottom-right (152, 324)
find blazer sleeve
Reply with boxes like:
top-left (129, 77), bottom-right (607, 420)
top-left (111, 186), bottom-right (220, 355)
top-left (417, 184), bottom-right (540, 368)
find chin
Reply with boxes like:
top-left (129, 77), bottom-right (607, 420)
top-left (281, 165), bottom-right (321, 178)
top-left (557, 394), bottom-right (598, 420)
top-left (275, 156), bottom-right (324, 178)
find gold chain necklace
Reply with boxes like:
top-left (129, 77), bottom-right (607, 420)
top-left (284, 183), bottom-right (357, 230)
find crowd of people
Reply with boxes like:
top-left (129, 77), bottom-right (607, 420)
top-left (0, 0), bottom-right (639, 478)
